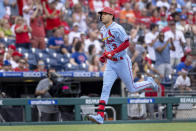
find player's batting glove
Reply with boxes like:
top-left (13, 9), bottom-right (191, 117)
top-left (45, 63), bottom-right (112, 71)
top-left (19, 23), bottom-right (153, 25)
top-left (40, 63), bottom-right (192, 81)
top-left (105, 51), bottom-right (115, 59)
top-left (99, 54), bottom-right (106, 63)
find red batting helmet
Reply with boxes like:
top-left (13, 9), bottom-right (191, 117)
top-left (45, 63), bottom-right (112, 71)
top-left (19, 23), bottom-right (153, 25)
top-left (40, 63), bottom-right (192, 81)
top-left (98, 7), bottom-right (115, 16)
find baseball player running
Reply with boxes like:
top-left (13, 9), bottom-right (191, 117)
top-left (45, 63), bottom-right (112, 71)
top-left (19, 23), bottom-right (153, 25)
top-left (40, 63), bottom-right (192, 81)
top-left (86, 7), bottom-right (159, 124)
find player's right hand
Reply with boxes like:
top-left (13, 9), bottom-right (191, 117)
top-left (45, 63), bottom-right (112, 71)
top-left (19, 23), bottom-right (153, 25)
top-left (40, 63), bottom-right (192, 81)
top-left (99, 55), bottom-right (106, 63)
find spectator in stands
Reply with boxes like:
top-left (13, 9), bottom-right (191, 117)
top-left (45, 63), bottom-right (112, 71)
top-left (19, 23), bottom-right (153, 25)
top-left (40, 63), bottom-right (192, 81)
top-left (24, 58), bottom-right (29, 70)
top-left (0, 1), bottom-right (6, 19)
top-left (0, 60), bottom-right (12, 72)
top-left (0, 50), bottom-right (5, 70)
top-left (71, 37), bottom-right (80, 53)
top-left (168, 2), bottom-right (177, 15)
top-left (3, 0), bottom-right (19, 17)
top-left (87, 21), bottom-right (98, 33)
top-left (153, 32), bottom-right (175, 78)
top-left (146, 2), bottom-right (155, 17)
top-left (87, 44), bottom-right (96, 62)
top-left (35, 68), bottom-right (59, 121)
top-left (10, 51), bottom-right (23, 68)
top-left (187, 11), bottom-right (194, 25)
top-left (127, 42), bottom-right (145, 65)
top-left (0, 19), bottom-right (14, 39)
top-left (144, 23), bottom-right (159, 64)
top-left (176, 55), bottom-right (193, 74)
top-left (30, 1), bottom-right (46, 49)
top-left (150, 8), bottom-right (160, 24)
top-left (164, 20), bottom-right (186, 68)
top-left (48, 28), bottom-right (68, 55)
top-left (58, 22), bottom-right (70, 35)
top-left (138, 0), bottom-right (148, 10)
top-left (80, 33), bottom-right (86, 44)
top-left (70, 41), bottom-right (88, 66)
top-left (180, 47), bottom-right (191, 62)
top-left (176, 14), bottom-right (187, 33)
top-left (157, 11), bottom-right (168, 30)
top-left (14, 58), bottom-right (29, 72)
top-left (90, 0), bottom-right (108, 13)
top-left (68, 23), bottom-right (81, 45)
top-left (0, 44), bottom-right (5, 69)
top-left (34, 60), bottom-right (46, 72)
top-left (89, 55), bottom-right (101, 72)
top-left (72, 3), bottom-right (87, 33)
top-left (0, 29), bottom-right (6, 44)
top-left (137, 7), bottom-right (152, 28)
top-left (132, 2), bottom-right (141, 18)
top-left (23, 0), bottom-right (34, 26)
top-left (189, 62), bottom-right (196, 90)
top-left (4, 44), bottom-right (16, 61)
top-left (132, 62), bottom-right (141, 81)
top-left (63, 34), bottom-right (72, 53)
top-left (0, 43), bottom-right (5, 52)
top-left (14, 16), bottom-right (32, 49)
top-left (108, 0), bottom-right (121, 18)
top-left (156, 0), bottom-right (170, 10)
top-left (174, 69), bottom-right (192, 93)
top-left (84, 31), bottom-right (102, 55)
top-left (183, 16), bottom-right (193, 49)
top-left (120, 2), bottom-right (136, 24)
top-left (43, 0), bottom-right (62, 37)
top-left (140, 52), bottom-right (163, 78)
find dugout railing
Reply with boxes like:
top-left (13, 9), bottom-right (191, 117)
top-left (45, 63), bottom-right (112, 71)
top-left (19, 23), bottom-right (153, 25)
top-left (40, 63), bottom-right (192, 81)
top-left (1, 97), bottom-right (196, 125)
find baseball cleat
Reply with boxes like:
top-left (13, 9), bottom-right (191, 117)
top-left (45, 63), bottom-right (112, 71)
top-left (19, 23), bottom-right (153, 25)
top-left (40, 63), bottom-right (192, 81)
top-left (86, 114), bottom-right (104, 124)
top-left (147, 77), bottom-right (159, 92)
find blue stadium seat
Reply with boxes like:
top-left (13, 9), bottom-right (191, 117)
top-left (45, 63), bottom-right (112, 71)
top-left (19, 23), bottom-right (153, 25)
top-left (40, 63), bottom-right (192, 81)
top-left (43, 48), bottom-right (57, 55)
top-left (30, 48), bottom-right (42, 55)
top-left (35, 52), bottom-right (50, 61)
top-left (26, 52), bottom-right (37, 69)
top-left (52, 53), bottom-right (69, 64)
top-left (17, 47), bottom-right (29, 54)
top-left (64, 63), bottom-right (79, 71)
top-left (44, 57), bottom-right (62, 70)
top-left (79, 63), bottom-right (89, 71)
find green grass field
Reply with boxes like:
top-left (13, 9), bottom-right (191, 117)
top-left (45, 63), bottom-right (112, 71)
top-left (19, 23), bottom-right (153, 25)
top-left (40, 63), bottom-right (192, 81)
top-left (1, 123), bottom-right (196, 131)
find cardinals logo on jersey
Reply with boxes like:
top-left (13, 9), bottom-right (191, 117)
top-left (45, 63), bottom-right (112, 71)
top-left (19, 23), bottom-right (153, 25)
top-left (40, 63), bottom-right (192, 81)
top-left (102, 30), bottom-right (115, 45)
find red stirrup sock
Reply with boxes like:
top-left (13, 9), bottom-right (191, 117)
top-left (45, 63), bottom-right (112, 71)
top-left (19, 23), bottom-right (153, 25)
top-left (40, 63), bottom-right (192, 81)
top-left (97, 100), bottom-right (106, 118)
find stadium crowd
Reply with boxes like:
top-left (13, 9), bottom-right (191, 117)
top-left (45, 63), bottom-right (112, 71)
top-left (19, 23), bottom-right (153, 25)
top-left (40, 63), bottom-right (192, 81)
top-left (0, 0), bottom-right (196, 92)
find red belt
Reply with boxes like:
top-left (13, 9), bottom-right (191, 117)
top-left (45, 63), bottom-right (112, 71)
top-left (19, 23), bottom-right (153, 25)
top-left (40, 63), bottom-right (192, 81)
top-left (110, 57), bottom-right (123, 61)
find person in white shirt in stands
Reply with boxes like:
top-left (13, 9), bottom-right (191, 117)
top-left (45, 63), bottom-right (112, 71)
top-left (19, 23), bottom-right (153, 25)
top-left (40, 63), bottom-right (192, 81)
top-left (72, 3), bottom-right (88, 33)
top-left (174, 69), bottom-right (192, 93)
top-left (23, 0), bottom-right (34, 26)
top-left (156, 0), bottom-right (170, 10)
top-left (68, 23), bottom-right (81, 45)
top-left (84, 31), bottom-right (102, 55)
top-left (3, 44), bottom-right (16, 61)
top-left (92, 0), bottom-right (109, 13)
top-left (164, 20), bottom-right (186, 68)
top-left (144, 23), bottom-right (159, 64)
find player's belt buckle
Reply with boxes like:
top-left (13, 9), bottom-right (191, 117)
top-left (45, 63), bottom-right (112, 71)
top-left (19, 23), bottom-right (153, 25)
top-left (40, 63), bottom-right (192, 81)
top-left (111, 57), bottom-right (123, 61)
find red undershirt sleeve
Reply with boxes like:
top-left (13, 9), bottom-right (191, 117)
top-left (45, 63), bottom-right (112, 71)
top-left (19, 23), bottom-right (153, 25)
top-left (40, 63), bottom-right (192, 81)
top-left (112, 40), bottom-right (130, 54)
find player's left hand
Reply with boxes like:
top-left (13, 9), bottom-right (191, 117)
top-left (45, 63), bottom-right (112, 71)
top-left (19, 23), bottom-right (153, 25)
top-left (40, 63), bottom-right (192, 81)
top-left (105, 51), bottom-right (115, 59)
